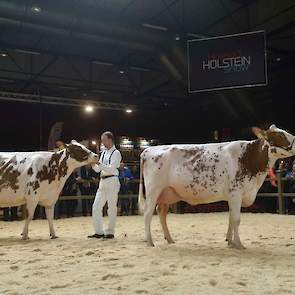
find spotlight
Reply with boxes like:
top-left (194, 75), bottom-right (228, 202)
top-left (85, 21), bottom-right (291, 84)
top-left (119, 69), bottom-right (125, 74)
top-left (85, 105), bottom-right (94, 113)
top-left (125, 109), bottom-right (133, 114)
top-left (276, 57), bottom-right (281, 62)
top-left (1, 53), bottom-right (7, 57)
top-left (31, 6), bottom-right (41, 13)
top-left (175, 35), bottom-right (180, 41)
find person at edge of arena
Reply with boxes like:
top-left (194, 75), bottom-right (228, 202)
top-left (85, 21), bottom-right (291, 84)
top-left (88, 131), bottom-right (122, 240)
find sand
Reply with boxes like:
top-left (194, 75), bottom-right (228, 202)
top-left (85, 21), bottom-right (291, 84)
top-left (0, 212), bottom-right (295, 295)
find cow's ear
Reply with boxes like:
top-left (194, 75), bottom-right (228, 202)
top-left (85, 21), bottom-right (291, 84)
top-left (252, 127), bottom-right (266, 139)
top-left (269, 124), bottom-right (277, 131)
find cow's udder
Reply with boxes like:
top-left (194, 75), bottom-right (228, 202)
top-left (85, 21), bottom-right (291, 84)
top-left (157, 187), bottom-right (182, 205)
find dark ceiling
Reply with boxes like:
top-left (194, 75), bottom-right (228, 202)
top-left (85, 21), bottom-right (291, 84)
top-left (0, 0), bottom-right (295, 148)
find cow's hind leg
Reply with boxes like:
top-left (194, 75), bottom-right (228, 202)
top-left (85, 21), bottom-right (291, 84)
top-left (156, 204), bottom-right (174, 244)
top-left (45, 205), bottom-right (57, 239)
top-left (227, 196), bottom-right (245, 249)
top-left (144, 188), bottom-right (160, 247)
top-left (21, 201), bottom-right (38, 240)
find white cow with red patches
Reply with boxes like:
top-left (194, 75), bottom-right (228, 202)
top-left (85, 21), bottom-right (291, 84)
top-left (0, 140), bottom-right (98, 240)
top-left (138, 125), bottom-right (295, 249)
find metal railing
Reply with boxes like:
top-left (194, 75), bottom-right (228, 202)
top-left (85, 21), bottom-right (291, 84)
top-left (57, 173), bottom-right (294, 215)
top-left (59, 194), bottom-right (137, 201)
top-left (257, 172), bottom-right (295, 214)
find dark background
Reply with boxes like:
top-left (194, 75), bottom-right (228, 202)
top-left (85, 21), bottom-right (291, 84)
top-left (0, 0), bottom-right (294, 150)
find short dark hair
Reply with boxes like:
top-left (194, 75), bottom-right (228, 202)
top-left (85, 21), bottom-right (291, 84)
top-left (102, 131), bottom-right (114, 141)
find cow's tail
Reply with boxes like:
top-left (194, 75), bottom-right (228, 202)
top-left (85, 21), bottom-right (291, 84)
top-left (138, 156), bottom-right (145, 215)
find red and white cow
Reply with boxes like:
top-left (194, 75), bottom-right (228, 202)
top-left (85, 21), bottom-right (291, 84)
top-left (0, 140), bottom-right (98, 239)
top-left (138, 125), bottom-right (295, 249)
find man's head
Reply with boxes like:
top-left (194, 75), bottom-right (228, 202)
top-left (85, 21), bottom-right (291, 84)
top-left (56, 140), bottom-right (66, 150)
top-left (119, 162), bottom-right (125, 170)
top-left (252, 124), bottom-right (295, 158)
top-left (66, 140), bottom-right (99, 164)
top-left (101, 131), bottom-right (114, 150)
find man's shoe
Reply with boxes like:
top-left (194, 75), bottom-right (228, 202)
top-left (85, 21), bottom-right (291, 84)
top-left (87, 234), bottom-right (104, 239)
top-left (103, 234), bottom-right (115, 240)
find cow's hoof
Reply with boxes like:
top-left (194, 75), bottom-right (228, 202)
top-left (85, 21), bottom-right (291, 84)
top-left (228, 242), bottom-right (246, 250)
top-left (147, 242), bottom-right (155, 247)
top-left (21, 236), bottom-right (29, 240)
top-left (50, 236), bottom-right (58, 239)
top-left (164, 237), bottom-right (175, 244)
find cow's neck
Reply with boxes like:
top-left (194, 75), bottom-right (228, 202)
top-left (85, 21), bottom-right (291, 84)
top-left (236, 139), bottom-right (272, 188)
top-left (48, 149), bottom-right (82, 189)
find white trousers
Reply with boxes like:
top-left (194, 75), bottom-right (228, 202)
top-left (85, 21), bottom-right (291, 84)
top-left (92, 177), bottom-right (120, 235)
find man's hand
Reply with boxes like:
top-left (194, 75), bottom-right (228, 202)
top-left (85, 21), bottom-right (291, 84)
top-left (76, 176), bottom-right (83, 183)
top-left (91, 163), bottom-right (101, 173)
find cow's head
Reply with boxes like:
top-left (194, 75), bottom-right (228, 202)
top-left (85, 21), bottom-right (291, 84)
top-left (252, 124), bottom-right (295, 158)
top-left (66, 140), bottom-right (99, 164)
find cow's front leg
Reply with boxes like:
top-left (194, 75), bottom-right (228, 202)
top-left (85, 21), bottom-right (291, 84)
top-left (45, 205), bottom-right (57, 239)
top-left (227, 196), bottom-right (245, 250)
top-left (21, 201), bottom-right (38, 240)
top-left (225, 217), bottom-right (233, 243)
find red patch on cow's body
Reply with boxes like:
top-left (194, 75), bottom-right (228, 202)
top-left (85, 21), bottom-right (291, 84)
top-left (236, 140), bottom-right (269, 183)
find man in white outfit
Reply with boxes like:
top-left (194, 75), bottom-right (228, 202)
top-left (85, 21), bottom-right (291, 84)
top-left (88, 131), bottom-right (122, 239)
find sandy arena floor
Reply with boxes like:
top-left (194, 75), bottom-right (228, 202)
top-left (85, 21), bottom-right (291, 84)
top-left (0, 213), bottom-right (295, 295)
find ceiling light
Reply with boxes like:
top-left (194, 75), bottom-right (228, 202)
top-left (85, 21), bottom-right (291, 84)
top-left (187, 32), bottom-right (207, 39)
top-left (142, 23), bottom-right (168, 31)
top-left (91, 140), bottom-right (97, 146)
top-left (31, 6), bottom-right (41, 13)
top-left (1, 53), bottom-right (7, 57)
top-left (175, 35), bottom-right (180, 41)
top-left (119, 69), bottom-right (125, 74)
top-left (15, 49), bottom-right (40, 55)
top-left (125, 109), bottom-right (132, 114)
top-left (276, 57), bottom-right (281, 62)
top-left (129, 66), bottom-right (150, 72)
top-left (92, 60), bottom-right (114, 66)
top-left (85, 105), bottom-right (94, 113)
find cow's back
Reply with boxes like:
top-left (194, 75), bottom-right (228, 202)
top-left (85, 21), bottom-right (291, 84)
top-left (142, 142), bottom-right (247, 205)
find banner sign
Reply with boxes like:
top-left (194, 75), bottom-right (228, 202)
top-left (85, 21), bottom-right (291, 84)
top-left (119, 137), bottom-right (134, 151)
top-left (187, 31), bottom-right (267, 92)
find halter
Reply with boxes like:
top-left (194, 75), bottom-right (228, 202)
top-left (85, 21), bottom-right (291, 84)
top-left (270, 137), bottom-right (295, 152)
top-left (284, 137), bottom-right (295, 152)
